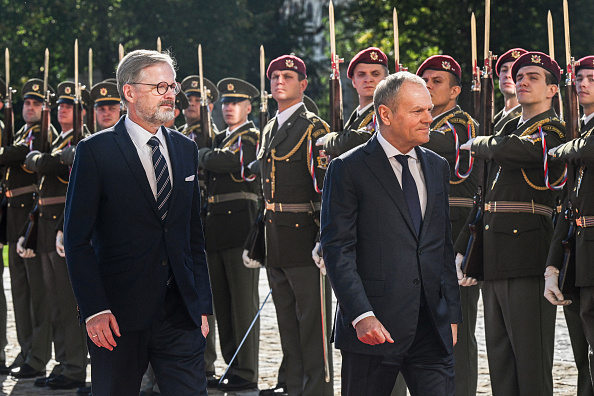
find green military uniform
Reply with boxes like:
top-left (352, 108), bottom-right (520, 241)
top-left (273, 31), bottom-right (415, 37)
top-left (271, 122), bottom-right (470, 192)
top-left (200, 116), bottom-right (261, 385)
top-left (457, 108), bottom-right (565, 395)
top-left (258, 102), bottom-right (333, 396)
top-left (549, 114), bottom-right (594, 395)
top-left (0, 79), bottom-right (8, 367)
top-left (493, 105), bottom-right (522, 135)
top-left (323, 103), bottom-right (375, 157)
top-left (423, 105), bottom-right (480, 396)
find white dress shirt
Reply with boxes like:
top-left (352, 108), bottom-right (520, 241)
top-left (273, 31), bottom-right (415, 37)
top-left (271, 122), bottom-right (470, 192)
top-left (227, 120), bottom-right (250, 137)
top-left (276, 101), bottom-right (304, 129)
top-left (357, 102), bottom-right (374, 117)
top-left (352, 132), bottom-right (428, 327)
top-left (582, 112), bottom-right (594, 127)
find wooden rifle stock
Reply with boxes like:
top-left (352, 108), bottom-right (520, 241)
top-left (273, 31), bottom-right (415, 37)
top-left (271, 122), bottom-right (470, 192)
top-left (87, 105), bottom-right (95, 134)
top-left (329, 78), bottom-right (343, 132)
top-left (199, 105), bottom-right (212, 149)
top-left (22, 202), bottom-right (39, 251)
top-left (40, 102), bottom-right (52, 153)
top-left (72, 99), bottom-right (84, 145)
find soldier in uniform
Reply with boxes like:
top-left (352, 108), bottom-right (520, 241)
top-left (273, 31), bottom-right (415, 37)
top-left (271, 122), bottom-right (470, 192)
top-left (0, 79), bottom-right (8, 371)
top-left (19, 81), bottom-right (90, 389)
top-left (494, 49), bottom-right (527, 133)
top-left (0, 79), bottom-right (54, 378)
top-left (255, 55), bottom-right (333, 396)
top-left (91, 80), bottom-right (121, 131)
top-left (415, 54), bottom-right (479, 396)
top-left (197, 78), bottom-right (261, 391)
top-left (323, 47), bottom-right (388, 157)
top-left (546, 55), bottom-right (594, 395)
top-left (459, 52), bottom-right (566, 396)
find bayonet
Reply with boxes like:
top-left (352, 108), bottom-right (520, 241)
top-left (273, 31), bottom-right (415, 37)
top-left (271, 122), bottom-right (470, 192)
top-left (328, 0), bottom-right (343, 132)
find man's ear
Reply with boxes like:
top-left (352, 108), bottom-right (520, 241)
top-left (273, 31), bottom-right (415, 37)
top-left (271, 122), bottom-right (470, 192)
top-left (450, 85), bottom-right (461, 100)
top-left (122, 84), bottom-right (135, 104)
top-left (377, 104), bottom-right (392, 125)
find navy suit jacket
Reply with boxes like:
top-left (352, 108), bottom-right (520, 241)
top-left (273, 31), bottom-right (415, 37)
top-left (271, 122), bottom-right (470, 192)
top-left (64, 117), bottom-right (213, 332)
top-left (321, 134), bottom-right (462, 357)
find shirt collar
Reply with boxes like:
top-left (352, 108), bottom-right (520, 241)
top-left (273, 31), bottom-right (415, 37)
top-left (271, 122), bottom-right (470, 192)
top-left (502, 104), bottom-right (521, 118)
top-left (376, 130), bottom-right (418, 161)
top-left (227, 120), bottom-right (249, 136)
top-left (125, 116), bottom-right (166, 148)
top-left (583, 112), bottom-right (594, 126)
top-left (357, 102), bottom-right (374, 117)
top-left (276, 102), bottom-right (304, 129)
top-left (61, 129), bottom-right (73, 138)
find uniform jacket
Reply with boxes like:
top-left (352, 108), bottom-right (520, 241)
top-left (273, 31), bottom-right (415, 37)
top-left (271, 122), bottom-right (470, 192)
top-left (323, 105), bottom-right (375, 157)
top-left (257, 104), bottom-right (329, 268)
top-left (321, 134), bottom-right (462, 357)
top-left (199, 121), bottom-right (260, 252)
top-left (493, 106), bottom-right (522, 135)
top-left (64, 117), bottom-right (213, 331)
top-left (179, 119), bottom-right (220, 149)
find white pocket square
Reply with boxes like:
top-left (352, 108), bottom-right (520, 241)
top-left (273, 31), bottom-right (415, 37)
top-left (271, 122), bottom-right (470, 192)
top-left (185, 175), bottom-right (196, 182)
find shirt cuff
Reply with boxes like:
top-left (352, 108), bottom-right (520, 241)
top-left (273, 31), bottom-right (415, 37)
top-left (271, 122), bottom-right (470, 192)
top-left (352, 311), bottom-right (375, 327)
top-left (85, 310), bottom-right (112, 323)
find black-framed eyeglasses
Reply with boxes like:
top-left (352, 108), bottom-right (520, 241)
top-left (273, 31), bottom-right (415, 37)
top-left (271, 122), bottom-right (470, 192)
top-left (129, 81), bottom-right (181, 95)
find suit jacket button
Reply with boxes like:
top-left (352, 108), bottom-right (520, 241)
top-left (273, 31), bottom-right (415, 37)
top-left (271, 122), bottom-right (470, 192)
top-left (413, 279), bottom-right (420, 285)
top-left (418, 249), bottom-right (423, 255)
top-left (161, 260), bottom-right (168, 266)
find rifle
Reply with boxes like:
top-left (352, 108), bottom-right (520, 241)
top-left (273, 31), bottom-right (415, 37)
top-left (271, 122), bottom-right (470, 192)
top-left (328, 1), bottom-right (343, 132)
top-left (87, 48), bottom-right (95, 134)
top-left (198, 44), bottom-right (213, 149)
top-left (3, 48), bottom-right (14, 147)
top-left (548, 11), bottom-right (564, 119)
top-left (259, 45), bottom-right (271, 133)
top-left (22, 200), bottom-right (39, 251)
top-left (462, 0), bottom-right (496, 279)
top-left (40, 48), bottom-right (52, 153)
top-left (470, 13), bottom-right (481, 121)
top-left (558, 0), bottom-right (580, 296)
top-left (72, 40), bottom-right (84, 145)
top-left (392, 8), bottom-right (408, 72)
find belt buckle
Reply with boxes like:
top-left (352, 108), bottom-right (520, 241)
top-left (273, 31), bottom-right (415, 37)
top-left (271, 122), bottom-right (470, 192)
top-left (576, 217), bottom-right (583, 228)
top-left (265, 202), bottom-right (275, 212)
top-left (484, 202), bottom-right (491, 212)
top-left (207, 196), bottom-right (214, 204)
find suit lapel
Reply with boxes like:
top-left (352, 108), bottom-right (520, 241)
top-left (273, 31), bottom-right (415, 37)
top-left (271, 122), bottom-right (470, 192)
top-left (112, 118), bottom-right (160, 218)
top-left (363, 136), bottom-right (418, 239)
top-left (161, 126), bottom-right (183, 225)
top-left (416, 147), bottom-right (438, 238)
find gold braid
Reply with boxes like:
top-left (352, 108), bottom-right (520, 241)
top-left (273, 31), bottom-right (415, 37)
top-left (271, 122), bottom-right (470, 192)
top-left (221, 130), bottom-right (260, 183)
top-left (433, 112), bottom-right (477, 184)
top-left (357, 112), bottom-right (375, 131)
top-left (270, 124), bottom-right (314, 197)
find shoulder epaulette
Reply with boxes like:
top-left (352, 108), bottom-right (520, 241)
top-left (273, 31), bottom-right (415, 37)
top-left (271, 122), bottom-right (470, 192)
top-left (519, 118), bottom-right (565, 141)
top-left (433, 110), bottom-right (477, 138)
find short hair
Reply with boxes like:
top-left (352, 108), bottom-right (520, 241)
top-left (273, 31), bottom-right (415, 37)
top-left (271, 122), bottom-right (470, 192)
top-left (116, 50), bottom-right (177, 105)
top-left (374, 72), bottom-right (426, 125)
top-left (544, 69), bottom-right (557, 86)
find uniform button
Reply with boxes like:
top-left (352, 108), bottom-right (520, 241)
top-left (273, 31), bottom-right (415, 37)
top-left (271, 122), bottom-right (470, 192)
top-left (287, 122), bottom-right (291, 126)
top-left (164, 227), bottom-right (168, 233)
top-left (213, 177), bottom-right (217, 181)
top-left (513, 229), bottom-right (518, 234)
top-left (286, 159), bottom-right (290, 162)
top-left (413, 279), bottom-right (420, 285)
top-left (6, 203), bottom-right (10, 207)
top-left (20, 204), bottom-right (24, 208)
top-left (52, 215), bottom-right (57, 219)
top-left (295, 224), bottom-right (299, 228)
top-left (268, 219), bottom-right (272, 223)
top-left (228, 211), bottom-right (232, 214)
top-left (266, 179), bottom-right (270, 182)
top-left (39, 213), bottom-right (43, 217)
top-left (485, 225), bottom-right (489, 230)
top-left (268, 159), bottom-right (271, 163)
top-left (161, 260), bottom-right (168, 266)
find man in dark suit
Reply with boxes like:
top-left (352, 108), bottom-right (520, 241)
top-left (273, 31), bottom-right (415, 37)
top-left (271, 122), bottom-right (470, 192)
top-left (64, 49), bottom-right (213, 396)
top-left (321, 71), bottom-right (462, 396)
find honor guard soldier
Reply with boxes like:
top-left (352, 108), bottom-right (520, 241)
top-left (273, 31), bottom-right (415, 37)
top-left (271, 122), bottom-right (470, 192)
top-left (494, 48), bottom-right (527, 134)
top-left (198, 78), bottom-right (261, 391)
top-left (0, 79), bottom-right (9, 371)
top-left (255, 55), bottom-right (333, 396)
top-left (19, 81), bottom-right (91, 389)
top-left (0, 79), bottom-right (55, 378)
top-left (323, 47), bottom-right (388, 157)
top-left (416, 54), bottom-right (479, 396)
top-left (91, 80), bottom-right (121, 131)
top-left (547, 55), bottom-right (594, 394)
top-left (459, 52), bottom-right (566, 396)
top-left (179, 75), bottom-right (220, 145)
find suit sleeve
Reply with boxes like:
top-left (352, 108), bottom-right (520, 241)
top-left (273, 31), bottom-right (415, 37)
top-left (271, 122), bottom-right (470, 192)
top-left (64, 140), bottom-right (111, 321)
top-left (321, 158), bottom-right (371, 323)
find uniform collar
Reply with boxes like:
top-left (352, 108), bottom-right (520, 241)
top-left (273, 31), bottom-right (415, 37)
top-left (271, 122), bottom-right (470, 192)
top-left (276, 101), bottom-right (304, 129)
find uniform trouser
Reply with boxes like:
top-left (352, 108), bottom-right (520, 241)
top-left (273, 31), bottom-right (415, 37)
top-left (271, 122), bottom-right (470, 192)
top-left (7, 243), bottom-right (51, 371)
top-left (207, 247), bottom-right (259, 383)
top-left (564, 299), bottom-right (594, 396)
top-left (0, 252), bottom-right (8, 362)
top-left (39, 244), bottom-right (88, 381)
top-left (578, 286), bottom-right (594, 390)
top-left (453, 283), bottom-right (480, 396)
top-left (483, 276), bottom-right (556, 396)
top-left (267, 266), bottom-right (333, 396)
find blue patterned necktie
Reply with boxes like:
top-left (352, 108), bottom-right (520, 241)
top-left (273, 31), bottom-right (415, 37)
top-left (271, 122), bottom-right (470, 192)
top-left (395, 154), bottom-right (422, 236)
top-left (147, 136), bottom-right (172, 222)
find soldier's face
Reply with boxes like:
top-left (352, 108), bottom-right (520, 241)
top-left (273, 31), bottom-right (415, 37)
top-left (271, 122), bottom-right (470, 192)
top-left (576, 69), bottom-right (594, 109)
top-left (222, 100), bottom-right (251, 129)
top-left (126, 63), bottom-right (176, 125)
top-left (96, 103), bottom-right (120, 129)
top-left (270, 70), bottom-right (307, 103)
top-left (421, 70), bottom-right (460, 108)
top-left (515, 66), bottom-right (557, 106)
top-left (58, 103), bottom-right (74, 127)
top-left (498, 62), bottom-right (516, 96)
top-left (351, 63), bottom-right (387, 99)
top-left (184, 95), bottom-right (201, 123)
top-left (22, 98), bottom-right (43, 124)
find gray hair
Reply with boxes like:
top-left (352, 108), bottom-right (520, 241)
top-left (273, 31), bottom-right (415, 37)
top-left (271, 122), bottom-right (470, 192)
top-left (373, 71), bottom-right (426, 124)
top-left (116, 50), bottom-right (177, 105)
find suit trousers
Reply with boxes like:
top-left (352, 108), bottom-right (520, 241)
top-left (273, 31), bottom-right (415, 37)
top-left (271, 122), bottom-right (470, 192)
top-left (564, 299), bottom-right (594, 396)
top-left (207, 247), bottom-right (260, 382)
top-left (267, 266), bottom-right (333, 396)
top-left (454, 283), bottom-right (480, 396)
top-left (340, 299), bottom-right (455, 396)
top-left (88, 281), bottom-right (207, 396)
top-left (579, 286), bottom-right (594, 390)
top-left (7, 243), bottom-right (51, 371)
top-left (483, 276), bottom-right (556, 396)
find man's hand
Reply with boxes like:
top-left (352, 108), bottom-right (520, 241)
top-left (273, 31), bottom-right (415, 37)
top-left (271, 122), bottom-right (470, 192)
top-left (56, 231), bottom-right (65, 257)
top-left (201, 315), bottom-right (209, 338)
top-left (451, 323), bottom-right (458, 346)
top-left (544, 266), bottom-right (571, 306)
top-left (242, 250), bottom-right (262, 269)
top-left (312, 242), bottom-right (326, 275)
top-left (354, 316), bottom-right (394, 346)
top-left (16, 236), bottom-right (35, 258)
top-left (86, 312), bottom-right (121, 351)
top-left (459, 137), bottom-right (476, 151)
top-left (455, 253), bottom-right (477, 287)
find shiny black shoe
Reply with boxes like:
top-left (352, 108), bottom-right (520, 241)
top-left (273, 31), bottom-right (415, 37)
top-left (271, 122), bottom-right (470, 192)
top-left (34, 374), bottom-right (57, 387)
top-left (46, 374), bottom-right (86, 390)
top-left (218, 374), bottom-right (258, 391)
top-left (10, 363), bottom-right (45, 379)
top-left (259, 384), bottom-right (288, 396)
top-left (207, 375), bottom-right (220, 389)
top-left (0, 362), bottom-right (18, 375)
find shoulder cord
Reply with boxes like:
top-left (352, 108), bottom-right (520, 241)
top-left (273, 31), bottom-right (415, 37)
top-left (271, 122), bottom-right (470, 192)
top-left (270, 124), bottom-right (313, 198)
top-left (446, 120), bottom-right (474, 183)
top-left (521, 125), bottom-right (567, 190)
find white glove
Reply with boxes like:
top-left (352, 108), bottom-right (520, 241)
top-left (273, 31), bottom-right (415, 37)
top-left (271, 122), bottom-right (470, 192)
top-left (242, 249), bottom-right (262, 269)
top-left (455, 253), bottom-right (477, 287)
top-left (459, 137), bottom-right (476, 151)
top-left (56, 230), bottom-right (65, 257)
top-left (548, 145), bottom-right (564, 157)
top-left (312, 242), bottom-right (326, 275)
top-left (16, 236), bottom-right (36, 258)
top-left (315, 135), bottom-right (329, 146)
top-left (544, 266), bottom-right (571, 305)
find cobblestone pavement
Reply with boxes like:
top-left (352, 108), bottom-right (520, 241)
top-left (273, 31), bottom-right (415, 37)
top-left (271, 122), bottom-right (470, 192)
top-left (0, 271), bottom-right (580, 395)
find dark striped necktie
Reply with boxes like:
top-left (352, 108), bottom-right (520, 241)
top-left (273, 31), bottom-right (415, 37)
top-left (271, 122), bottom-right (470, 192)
top-left (395, 154), bottom-right (422, 236)
top-left (147, 136), bottom-right (172, 222)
